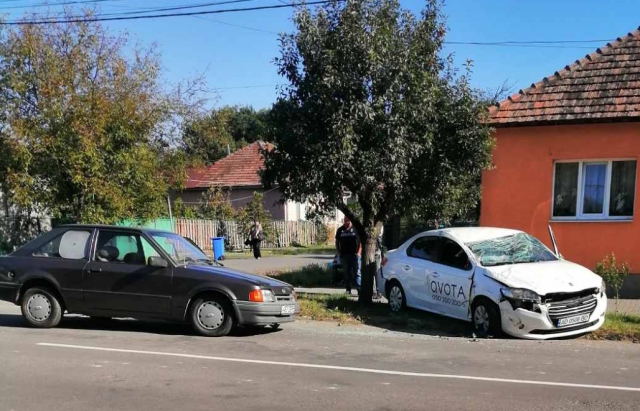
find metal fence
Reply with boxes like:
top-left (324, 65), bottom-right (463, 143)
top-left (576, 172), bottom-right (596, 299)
top-left (174, 219), bottom-right (325, 251)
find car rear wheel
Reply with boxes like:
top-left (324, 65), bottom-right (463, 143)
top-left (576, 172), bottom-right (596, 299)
top-left (472, 299), bottom-right (502, 338)
top-left (388, 282), bottom-right (406, 312)
top-left (190, 294), bottom-right (234, 337)
top-left (21, 287), bottom-right (63, 328)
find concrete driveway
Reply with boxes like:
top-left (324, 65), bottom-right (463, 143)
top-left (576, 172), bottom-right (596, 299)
top-left (222, 254), bottom-right (333, 274)
top-left (1, 301), bottom-right (639, 411)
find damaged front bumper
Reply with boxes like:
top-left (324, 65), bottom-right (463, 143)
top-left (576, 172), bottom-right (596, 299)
top-left (499, 293), bottom-right (607, 340)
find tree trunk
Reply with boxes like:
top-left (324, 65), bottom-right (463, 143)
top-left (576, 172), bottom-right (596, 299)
top-left (358, 234), bottom-right (377, 305)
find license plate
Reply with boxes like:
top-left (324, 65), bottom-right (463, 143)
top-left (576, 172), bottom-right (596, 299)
top-left (281, 305), bottom-right (296, 315)
top-left (557, 313), bottom-right (590, 327)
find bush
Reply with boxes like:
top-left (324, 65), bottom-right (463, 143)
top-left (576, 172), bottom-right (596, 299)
top-left (595, 252), bottom-right (630, 313)
top-left (267, 263), bottom-right (334, 287)
top-left (315, 223), bottom-right (329, 245)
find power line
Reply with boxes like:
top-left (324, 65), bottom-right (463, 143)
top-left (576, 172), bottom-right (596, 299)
top-left (92, 0), bottom-right (261, 17)
top-left (0, 2), bottom-right (620, 50)
top-left (192, 15), bottom-right (279, 34)
top-left (443, 42), bottom-right (598, 50)
top-left (0, 1), bottom-right (333, 25)
top-left (216, 83), bottom-right (284, 90)
top-left (446, 39), bottom-right (613, 45)
top-left (0, 0), bottom-right (115, 11)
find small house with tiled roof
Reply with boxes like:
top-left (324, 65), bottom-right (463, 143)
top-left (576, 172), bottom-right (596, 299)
top-left (174, 141), bottom-right (309, 221)
top-left (482, 28), bottom-right (640, 296)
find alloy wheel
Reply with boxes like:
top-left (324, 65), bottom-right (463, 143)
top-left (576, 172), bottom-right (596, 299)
top-left (389, 286), bottom-right (403, 312)
top-left (474, 305), bottom-right (490, 333)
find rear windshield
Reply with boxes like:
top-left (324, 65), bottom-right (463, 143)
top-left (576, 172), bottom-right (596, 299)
top-left (465, 233), bottom-right (557, 267)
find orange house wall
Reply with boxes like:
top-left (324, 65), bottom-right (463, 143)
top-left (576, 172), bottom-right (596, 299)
top-left (480, 122), bottom-right (640, 273)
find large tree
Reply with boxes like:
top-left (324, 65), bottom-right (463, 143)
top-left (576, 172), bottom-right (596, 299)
top-left (183, 106), bottom-right (270, 164)
top-left (0, 11), bottom-right (201, 224)
top-left (262, 0), bottom-right (494, 303)
top-left (183, 107), bottom-right (238, 165)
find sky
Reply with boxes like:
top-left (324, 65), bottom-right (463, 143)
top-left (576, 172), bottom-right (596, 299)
top-left (4, 0), bottom-right (640, 109)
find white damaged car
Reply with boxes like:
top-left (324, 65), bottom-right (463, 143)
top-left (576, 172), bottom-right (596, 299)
top-left (379, 227), bottom-right (607, 339)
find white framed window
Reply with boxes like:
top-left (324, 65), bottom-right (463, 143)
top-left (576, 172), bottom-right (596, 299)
top-left (552, 159), bottom-right (637, 220)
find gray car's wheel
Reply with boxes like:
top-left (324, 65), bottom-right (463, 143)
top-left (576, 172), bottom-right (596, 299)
top-left (472, 298), bottom-right (502, 338)
top-left (21, 287), bottom-right (63, 328)
top-left (387, 281), bottom-right (406, 312)
top-left (190, 294), bottom-right (234, 337)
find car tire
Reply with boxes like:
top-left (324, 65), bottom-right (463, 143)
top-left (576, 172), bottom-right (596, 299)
top-left (472, 298), bottom-right (502, 338)
top-left (387, 281), bottom-right (406, 313)
top-left (21, 287), bottom-right (63, 328)
top-left (190, 294), bottom-right (234, 337)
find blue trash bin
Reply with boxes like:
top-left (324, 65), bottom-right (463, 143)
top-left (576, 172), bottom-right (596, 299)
top-left (211, 237), bottom-right (225, 261)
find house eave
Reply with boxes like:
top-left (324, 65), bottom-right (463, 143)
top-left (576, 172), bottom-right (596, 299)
top-left (489, 116), bottom-right (640, 129)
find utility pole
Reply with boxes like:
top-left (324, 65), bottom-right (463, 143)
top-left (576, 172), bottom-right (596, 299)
top-left (167, 196), bottom-right (174, 230)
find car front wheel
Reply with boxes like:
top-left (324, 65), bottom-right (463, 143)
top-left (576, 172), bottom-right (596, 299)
top-left (190, 295), bottom-right (234, 337)
top-left (21, 287), bottom-right (63, 328)
top-left (388, 282), bottom-right (406, 312)
top-left (472, 299), bottom-right (502, 338)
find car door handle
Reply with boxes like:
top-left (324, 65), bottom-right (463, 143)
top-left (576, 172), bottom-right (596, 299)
top-left (403, 265), bottom-right (411, 271)
top-left (87, 268), bottom-right (102, 273)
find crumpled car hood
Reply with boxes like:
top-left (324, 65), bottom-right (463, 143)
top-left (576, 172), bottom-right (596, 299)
top-left (483, 260), bottom-right (602, 296)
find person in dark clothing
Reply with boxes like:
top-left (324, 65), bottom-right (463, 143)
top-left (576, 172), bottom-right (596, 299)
top-left (335, 217), bottom-right (360, 295)
top-left (249, 221), bottom-right (263, 260)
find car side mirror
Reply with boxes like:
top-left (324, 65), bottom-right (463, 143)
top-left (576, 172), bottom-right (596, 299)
top-left (148, 256), bottom-right (169, 268)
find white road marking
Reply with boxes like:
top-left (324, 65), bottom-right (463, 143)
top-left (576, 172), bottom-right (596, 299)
top-left (37, 343), bottom-right (640, 393)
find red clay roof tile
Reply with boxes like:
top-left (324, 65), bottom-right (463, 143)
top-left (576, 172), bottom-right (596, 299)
top-left (489, 28), bottom-right (640, 126)
top-left (184, 141), bottom-right (273, 189)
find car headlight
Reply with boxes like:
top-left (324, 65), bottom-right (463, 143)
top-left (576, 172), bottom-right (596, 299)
top-left (261, 290), bottom-right (276, 303)
top-left (501, 287), bottom-right (541, 303)
top-left (248, 289), bottom-right (276, 303)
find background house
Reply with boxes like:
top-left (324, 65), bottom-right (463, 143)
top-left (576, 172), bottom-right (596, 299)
top-left (174, 141), bottom-right (325, 222)
top-left (483, 29), bottom-right (640, 297)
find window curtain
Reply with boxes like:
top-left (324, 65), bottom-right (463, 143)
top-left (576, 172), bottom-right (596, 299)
top-left (609, 161), bottom-right (637, 217)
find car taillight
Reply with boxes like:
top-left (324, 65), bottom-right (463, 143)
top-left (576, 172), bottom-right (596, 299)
top-left (381, 256), bottom-right (388, 267)
top-left (249, 290), bottom-right (263, 302)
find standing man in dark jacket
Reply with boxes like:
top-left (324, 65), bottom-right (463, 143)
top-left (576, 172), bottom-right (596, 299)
top-left (336, 217), bottom-right (360, 295)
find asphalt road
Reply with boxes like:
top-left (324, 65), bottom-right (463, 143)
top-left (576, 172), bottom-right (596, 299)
top-left (1, 301), bottom-right (640, 411)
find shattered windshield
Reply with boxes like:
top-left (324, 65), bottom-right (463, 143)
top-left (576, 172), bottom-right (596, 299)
top-left (465, 233), bottom-right (557, 267)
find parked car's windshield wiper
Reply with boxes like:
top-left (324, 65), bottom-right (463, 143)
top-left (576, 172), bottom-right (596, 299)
top-left (483, 261), bottom-right (514, 267)
top-left (177, 256), bottom-right (215, 267)
top-left (512, 259), bottom-right (537, 265)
